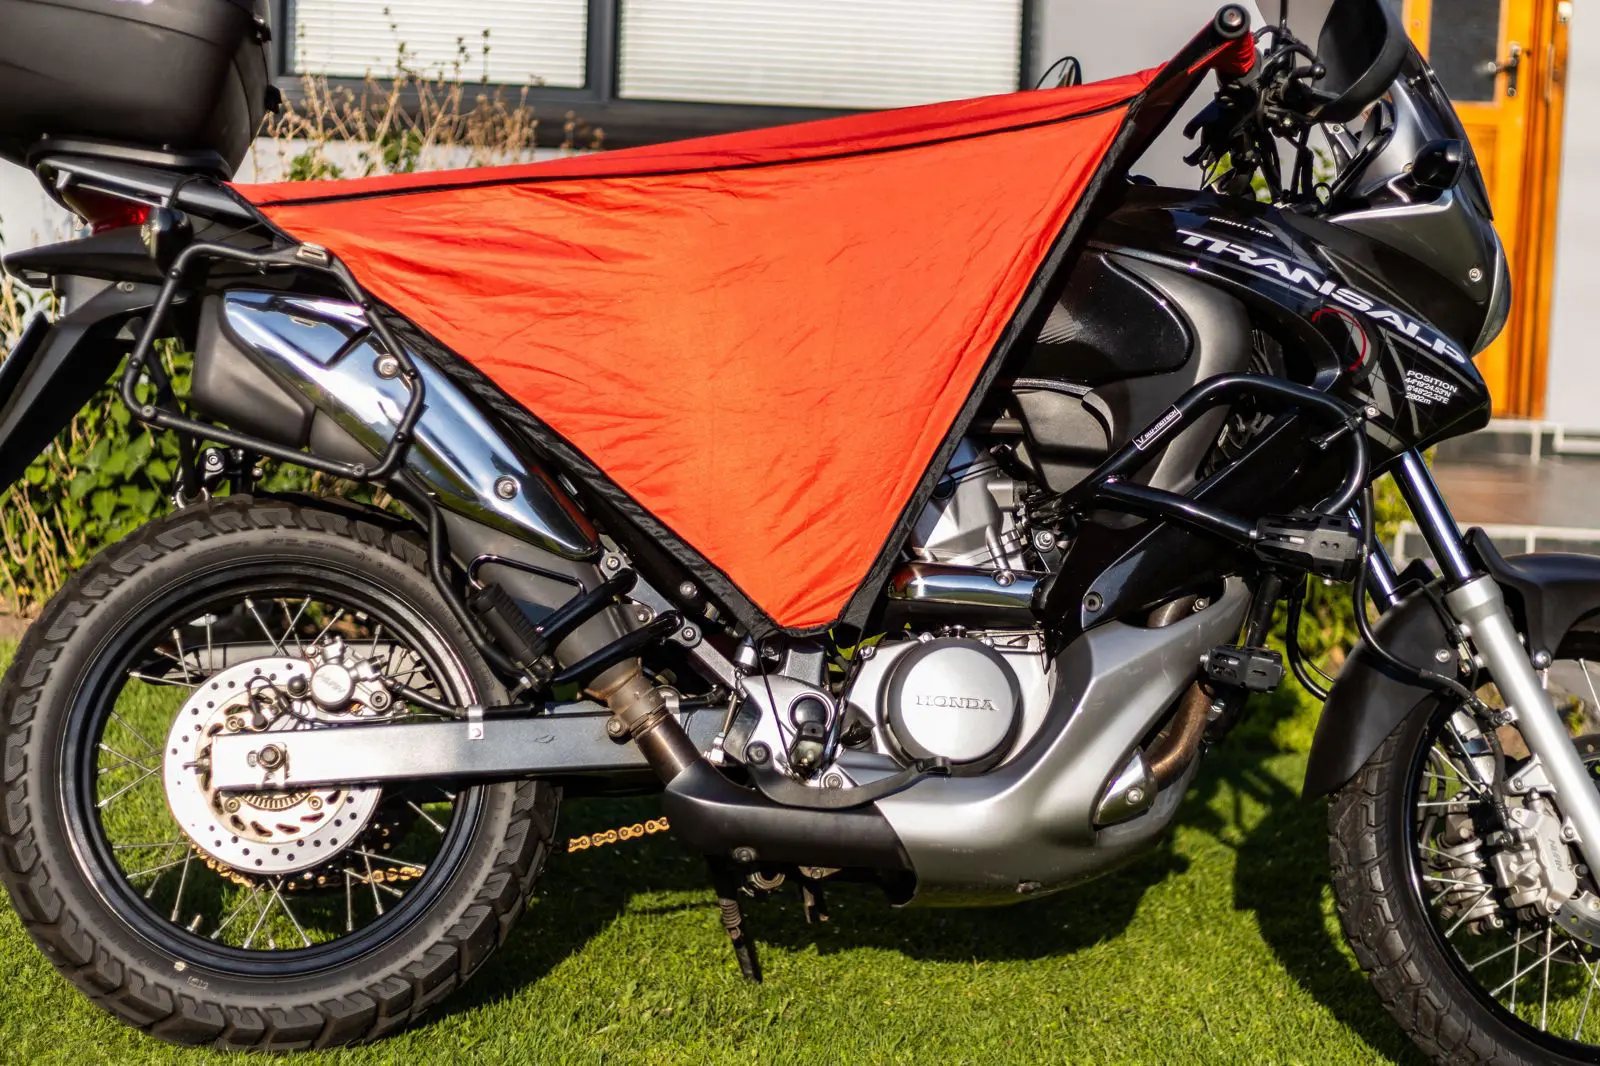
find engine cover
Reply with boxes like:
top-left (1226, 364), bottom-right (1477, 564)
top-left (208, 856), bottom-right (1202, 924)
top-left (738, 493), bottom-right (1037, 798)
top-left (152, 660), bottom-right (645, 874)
top-left (882, 637), bottom-right (1021, 772)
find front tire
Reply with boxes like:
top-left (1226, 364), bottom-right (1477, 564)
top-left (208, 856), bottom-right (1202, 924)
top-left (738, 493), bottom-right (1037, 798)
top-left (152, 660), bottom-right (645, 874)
top-left (0, 496), bottom-right (558, 1049)
top-left (1331, 695), bottom-right (1600, 1065)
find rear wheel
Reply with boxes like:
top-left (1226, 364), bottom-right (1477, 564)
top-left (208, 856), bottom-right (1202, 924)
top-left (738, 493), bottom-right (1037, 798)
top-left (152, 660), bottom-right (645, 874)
top-left (0, 496), bottom-right (558, 1049)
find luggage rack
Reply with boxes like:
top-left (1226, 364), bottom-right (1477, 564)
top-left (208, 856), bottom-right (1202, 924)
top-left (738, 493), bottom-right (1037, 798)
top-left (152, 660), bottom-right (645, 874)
top-left (117, 237), bottom-right (677, 699)
top-left (120, 238), bottom-right (427, 483)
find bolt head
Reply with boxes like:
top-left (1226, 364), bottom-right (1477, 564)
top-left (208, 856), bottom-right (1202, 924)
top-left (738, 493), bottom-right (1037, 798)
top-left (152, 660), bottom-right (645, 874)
top-left (1435, 648), bottom-right (1453, 663)
top-left (678, 581), bottom-right (697, 599)
top-left (1533, 650), bottom-right (1553, 668)
top-left (1083, 592), bottom-right (1104, 613)
top-left (823, 773), bottom-right (844, 789)
top-left (859, 644), bottom-right (875, 660)
top-left (747, 742), bottom-right (770, 765)
top-left (494, 476), bottom-right (518, 500)
top-left (732, 846), bottom-right (758, 864)
top-left (605, 717), bottom-right (627, 738)
top-left (604, 556), bottom-right (622, 571)
top-left (223, 797), bottom-right (241, 813)
top-left (1469, 267), bottom-right (1484, 284)
top-left (1126, 788), bottom-right (1145, 806)
top-left (374, 354), bottom-right (401, 378)
top-left (680, 626), bottom-right (697, 642)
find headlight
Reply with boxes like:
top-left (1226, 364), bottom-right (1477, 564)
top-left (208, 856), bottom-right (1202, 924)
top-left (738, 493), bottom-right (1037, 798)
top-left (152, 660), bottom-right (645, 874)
top-left (1472, 235), bottom-right (1511, 356)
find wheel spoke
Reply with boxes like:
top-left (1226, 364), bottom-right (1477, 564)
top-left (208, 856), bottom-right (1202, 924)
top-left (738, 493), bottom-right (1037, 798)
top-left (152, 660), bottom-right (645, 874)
top-left (244, 597), bottom-right (284, 654)
top-left (98, 765), bottom-right (158, 808)
top-left (310, 609), bottom-right (348, 647)
top-left (1469, 929), bottom-right (1536, 972)
top-left (1542, 924), bottom-right (1554, 1032)
top-left (241, 881), bottom-right (277, 949)
top-left (406, 800), bottom-right (446, 835)
top-left (113, 838), bottom-right (186, 852)
top-left (1443, 887), bottom-right (1494, 938)
top-left (210, 882), bottom-right (264, 940)
top-left (353, 848), bottom-right (426, 874)
top-left (127, 854), bottom-right (189, 882)
top-left (126, 670), bottom-right (198, 691)
top-left (1581, 659), bottom-right (1600, 720)
top-left (169, 850), bottom-right (193, 923)
top-left (169, 628), bottom-right (194, 684)
top-left (97, 741), bottom-right (157, 776)
top-left (1493, 936), bottom-right (1567, 1001)
top-left (1577, 955), bottom-right (1599, 1041)
top-left (280, 597), bottom-right (312, 656)
top-left (271, 880), bottom-right (314, 949)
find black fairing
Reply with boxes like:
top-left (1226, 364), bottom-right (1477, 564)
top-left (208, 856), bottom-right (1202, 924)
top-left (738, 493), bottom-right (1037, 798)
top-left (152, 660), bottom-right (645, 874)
top-left (1305, 545), bottom-right (1600, 797)
top-left (1030, 182), bottom-right (1492, 638)
top-left (1087, 184), bottom-right (1491, 463)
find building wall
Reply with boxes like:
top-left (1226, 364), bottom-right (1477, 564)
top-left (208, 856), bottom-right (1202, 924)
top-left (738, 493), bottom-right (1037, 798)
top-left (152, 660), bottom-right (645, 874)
top-left (1035, 0), bottom-right (1264, 185)
top-left (1543, 2), bottom-right (1600, 429)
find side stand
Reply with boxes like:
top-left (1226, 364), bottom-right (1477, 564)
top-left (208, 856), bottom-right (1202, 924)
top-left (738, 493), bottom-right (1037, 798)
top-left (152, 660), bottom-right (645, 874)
top-left (708, 861), bottom-right (762, 982)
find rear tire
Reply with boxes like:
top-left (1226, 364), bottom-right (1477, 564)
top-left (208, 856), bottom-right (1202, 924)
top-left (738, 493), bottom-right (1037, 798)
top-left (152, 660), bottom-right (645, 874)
top-left (0, 496), bottom-right (559, 1049)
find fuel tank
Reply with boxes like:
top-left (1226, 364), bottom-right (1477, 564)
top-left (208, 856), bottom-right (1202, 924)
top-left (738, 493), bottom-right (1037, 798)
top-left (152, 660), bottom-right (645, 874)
top-left (1010, 245), bottom-right (1252, 496)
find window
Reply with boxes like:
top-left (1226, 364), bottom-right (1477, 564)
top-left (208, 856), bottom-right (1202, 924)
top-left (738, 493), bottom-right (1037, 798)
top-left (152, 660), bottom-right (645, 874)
top-left (616, 0), bottom-right (1022, 109)
top-left (290, 0), bottom-right (590, 87)
top-left (276, 0), bottom-right (1031, 146)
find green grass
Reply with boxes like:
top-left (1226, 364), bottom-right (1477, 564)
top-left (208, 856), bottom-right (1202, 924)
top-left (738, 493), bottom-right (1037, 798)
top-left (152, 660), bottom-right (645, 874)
top-left (0, 641), bottom-right (1421, 1065)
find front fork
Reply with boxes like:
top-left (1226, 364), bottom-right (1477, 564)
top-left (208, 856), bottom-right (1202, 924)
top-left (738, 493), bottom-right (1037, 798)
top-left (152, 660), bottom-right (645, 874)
top-left (1382, 449), bottom-right (1600, 873)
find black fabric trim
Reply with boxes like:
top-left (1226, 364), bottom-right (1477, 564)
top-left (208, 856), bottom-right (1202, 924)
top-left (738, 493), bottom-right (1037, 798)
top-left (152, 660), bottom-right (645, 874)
top-left (834, 94), bottom-right (1153, 633)
top-left (246, 92), bottom-right (1145, 209)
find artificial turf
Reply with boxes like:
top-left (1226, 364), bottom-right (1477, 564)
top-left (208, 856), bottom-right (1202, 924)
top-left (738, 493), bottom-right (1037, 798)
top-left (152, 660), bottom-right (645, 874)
top-left (0, 642), bottom-right (1422, 1065)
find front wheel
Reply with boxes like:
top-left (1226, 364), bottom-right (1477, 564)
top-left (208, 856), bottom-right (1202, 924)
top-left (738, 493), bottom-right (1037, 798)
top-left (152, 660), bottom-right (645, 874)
top-left (1331, 676), bottom-right (1600, 1065)
top-left (0, 496), bottom-right (558, 1049)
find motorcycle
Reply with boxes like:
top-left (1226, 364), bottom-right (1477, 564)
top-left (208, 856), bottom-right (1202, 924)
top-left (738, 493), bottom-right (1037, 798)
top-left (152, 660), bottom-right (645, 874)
top-left (0, 0), bottom-right (1587, 1060)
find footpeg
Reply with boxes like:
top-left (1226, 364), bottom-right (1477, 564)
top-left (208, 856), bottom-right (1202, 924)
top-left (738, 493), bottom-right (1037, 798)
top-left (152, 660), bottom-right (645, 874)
top-left (1253, 513), bottom-right (1361, 579)
top-left (1203, 644), bottom-right (1285, 691)
top-left (467, 583), bottom-right (549, 676)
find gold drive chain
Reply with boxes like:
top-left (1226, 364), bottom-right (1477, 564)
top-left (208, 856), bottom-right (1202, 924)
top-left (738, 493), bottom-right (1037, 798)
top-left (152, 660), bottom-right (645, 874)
top-left (567, 817), bottom-right (671, 853)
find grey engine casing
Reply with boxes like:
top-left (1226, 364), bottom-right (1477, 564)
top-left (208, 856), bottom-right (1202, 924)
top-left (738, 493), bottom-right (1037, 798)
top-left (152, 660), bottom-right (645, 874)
top-left (845, 631), bottom-right (1052, 773)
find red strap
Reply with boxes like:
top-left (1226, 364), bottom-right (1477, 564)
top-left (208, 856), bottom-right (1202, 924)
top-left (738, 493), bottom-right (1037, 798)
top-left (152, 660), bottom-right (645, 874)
top-left (1213, 34), bottom-right (1256, 79)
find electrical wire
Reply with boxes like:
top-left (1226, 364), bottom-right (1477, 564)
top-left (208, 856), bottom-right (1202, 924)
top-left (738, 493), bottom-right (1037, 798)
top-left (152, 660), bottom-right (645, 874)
top-left (1034, 55), bottom-right (1082, 89)
top-left (1352, 486), bottom-right (1483, 709)
top-left (1284, 577), bottom-right (1331, 700)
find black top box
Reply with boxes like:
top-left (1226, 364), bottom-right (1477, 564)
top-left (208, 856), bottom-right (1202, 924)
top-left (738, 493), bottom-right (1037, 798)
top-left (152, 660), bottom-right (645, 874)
top-left (0, 0), bottom-right (273, 173)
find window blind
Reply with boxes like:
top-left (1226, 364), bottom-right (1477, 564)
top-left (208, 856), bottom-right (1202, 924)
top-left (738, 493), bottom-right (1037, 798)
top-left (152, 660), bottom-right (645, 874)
top-left (292, 0), bottom-right (589, 87)
top-left (617, 0), bottom-right (1024, 109)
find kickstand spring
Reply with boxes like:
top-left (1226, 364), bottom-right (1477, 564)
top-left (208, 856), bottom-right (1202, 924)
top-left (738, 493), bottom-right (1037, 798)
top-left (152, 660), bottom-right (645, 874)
top-left (708, 862), bottom-right (762, 982)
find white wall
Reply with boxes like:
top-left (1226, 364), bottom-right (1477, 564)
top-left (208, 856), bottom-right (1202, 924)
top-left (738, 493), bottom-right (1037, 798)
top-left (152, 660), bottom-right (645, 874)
top-left (1544, 4), bottom-right (1600, 428)
top-left (0, 160), bottom-right (71, 255)
top-left (1035, 0), bottom-right (1265, 185)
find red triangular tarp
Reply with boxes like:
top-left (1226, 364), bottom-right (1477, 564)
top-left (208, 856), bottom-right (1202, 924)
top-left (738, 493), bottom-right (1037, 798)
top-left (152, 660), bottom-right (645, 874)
top-left (232, 70), bottom-right (1154, 630)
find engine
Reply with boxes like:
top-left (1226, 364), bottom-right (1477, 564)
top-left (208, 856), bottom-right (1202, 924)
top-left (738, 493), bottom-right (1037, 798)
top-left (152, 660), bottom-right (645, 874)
top-left (842, 629), bottom-right (1050, 774)
top-left (841, 437), bottom-right (1055, 772)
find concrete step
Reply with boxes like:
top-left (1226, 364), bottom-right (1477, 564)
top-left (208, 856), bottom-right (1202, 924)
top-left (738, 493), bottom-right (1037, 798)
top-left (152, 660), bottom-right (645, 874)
top-left (1393, 421), bottom-right (1600, 562)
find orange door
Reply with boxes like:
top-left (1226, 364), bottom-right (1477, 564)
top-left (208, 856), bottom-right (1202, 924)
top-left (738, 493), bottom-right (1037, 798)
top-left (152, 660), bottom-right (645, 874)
top-left (1398, 0), bottom-right (1569, 416)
